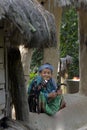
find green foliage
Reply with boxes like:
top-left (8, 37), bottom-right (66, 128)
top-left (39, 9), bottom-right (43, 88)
top-left (28, 71), bottom-right (37, 84)
top-left (30, 7), bottom-right (79, 79)
top-left (60, 7), bottom-right (79, 78)
top-left (30, 48), bottom-right (43, 72)
top-left (29, 48), bottom-right (43, 85)
top-left (28, 48), bottom-right (43, 85)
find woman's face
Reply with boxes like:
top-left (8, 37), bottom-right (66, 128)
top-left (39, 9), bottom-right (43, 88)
top-left (40, 68), bottom-right (52, 81)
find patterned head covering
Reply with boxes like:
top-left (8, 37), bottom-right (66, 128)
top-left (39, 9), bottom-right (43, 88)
top-left (38, 63), bottom-right (54, 72)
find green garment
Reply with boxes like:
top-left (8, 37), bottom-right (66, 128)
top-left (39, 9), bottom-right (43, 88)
top-left (39, 92), bottom-right (63, 116)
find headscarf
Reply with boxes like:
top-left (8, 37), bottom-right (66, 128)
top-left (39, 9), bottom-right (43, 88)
top-left (38, 63), bottom-right (54, 72)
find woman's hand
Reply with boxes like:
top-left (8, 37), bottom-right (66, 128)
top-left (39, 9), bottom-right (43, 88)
top-left (48, 92), bottom-right (57, 98)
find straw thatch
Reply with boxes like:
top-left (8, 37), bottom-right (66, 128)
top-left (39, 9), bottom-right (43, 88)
top-left (55, 0), bottom-right (87, 9)
top-left (0, 0), bottom-right (57, 48)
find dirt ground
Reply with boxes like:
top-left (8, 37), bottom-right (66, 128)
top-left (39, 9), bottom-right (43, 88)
top-left (11, 93), bottom-right (87, 130)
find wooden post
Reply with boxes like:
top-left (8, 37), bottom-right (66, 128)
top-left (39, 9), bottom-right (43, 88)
top-left (79, 10), bottom-right (87, 95)
top-left (8, 47), bottom-right (29, 122)
top-left (0, 29), bottom-right (6, 119)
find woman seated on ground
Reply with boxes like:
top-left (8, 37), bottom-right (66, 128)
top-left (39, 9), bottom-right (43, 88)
top-left (28, 63), bottom-right (66, 116)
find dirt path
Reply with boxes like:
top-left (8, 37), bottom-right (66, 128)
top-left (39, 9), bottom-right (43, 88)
top-left (9, 93), bottom-right (87, 130)
top-left (28, 93), bottom-right (87, 130)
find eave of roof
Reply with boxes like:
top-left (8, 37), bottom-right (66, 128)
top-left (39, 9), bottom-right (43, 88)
top-left (0, 0), bottom-right (57, 48)
top-left (55, 0), bottom-right (87, 8)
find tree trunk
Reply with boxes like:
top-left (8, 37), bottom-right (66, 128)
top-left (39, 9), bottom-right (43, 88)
top-left (8, 47), bottom-right (29, 122)
top-left (41, 2), bottom-right (62, 81)
top-left (43, 47), bottom-right (58, 81)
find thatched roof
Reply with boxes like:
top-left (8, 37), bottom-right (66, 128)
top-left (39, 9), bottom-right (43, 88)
top-left (0, 0), bottom-right (57, 48)
top-left (55, 0), bottom-right (87, 8)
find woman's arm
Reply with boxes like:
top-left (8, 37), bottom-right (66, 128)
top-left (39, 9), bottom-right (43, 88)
top-left (48, 92), bottom-right (57, 98)
top-left (48, 89), bottom-right (62, 98)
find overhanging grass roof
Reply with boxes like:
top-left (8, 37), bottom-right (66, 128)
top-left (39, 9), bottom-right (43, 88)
top-left (55, 0), bottom-right (87, 8)
top-left (0, 0), bottom-right (57, 48)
